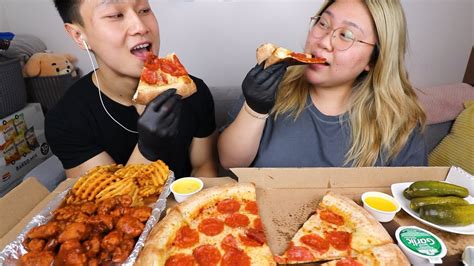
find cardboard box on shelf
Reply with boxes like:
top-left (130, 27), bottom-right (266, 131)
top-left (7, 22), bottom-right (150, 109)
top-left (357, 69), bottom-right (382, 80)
top-left (1, 166), bottom-right (473, 265)
top-left (0, 103), bottom-right (52, 196)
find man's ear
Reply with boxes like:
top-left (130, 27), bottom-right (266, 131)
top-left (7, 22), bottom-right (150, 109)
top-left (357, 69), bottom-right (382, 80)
top-left (64, 23), bottom-right (88, 50)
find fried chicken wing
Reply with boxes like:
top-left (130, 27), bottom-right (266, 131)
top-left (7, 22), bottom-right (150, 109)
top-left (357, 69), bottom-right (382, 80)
top-left (101, 230), bottom-right (122, 252)
top-left (83, 235), bottom-right (101, 258)
top-left (44, 238), bottom-right (59, 251)
top-left (24, 238), bottom-right (45, 252)
top-left (87, 214), bottom-right (114, 233)
top-left (56, 240), bottom-right (86, 266)
top-left (19, 251), bottom-right (54, 266)
top-left (112, 237), bottom-right (135, 263)
top-left (58, 222), bottom-right (90, 243)
top-left (116, 215), bottom-right (144, 238)
top-left (130, 206), bottom-right (152, 222)
top-left (27, 222), bottom-right (60, 239)
top-left (80, 202), bottom-right (97, 215)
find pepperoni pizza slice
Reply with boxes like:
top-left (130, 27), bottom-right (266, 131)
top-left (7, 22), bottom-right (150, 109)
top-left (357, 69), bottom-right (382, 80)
top-left (275, 192), bottom-right (393, 264)
top-left (133, 52), bottom-right (197, 105)
top-left (256, 43), bottom-right (327, 69)
top-left (321, 243), bottom-right (410, 266)
top-left (136, 183), bottom-right (276, 266)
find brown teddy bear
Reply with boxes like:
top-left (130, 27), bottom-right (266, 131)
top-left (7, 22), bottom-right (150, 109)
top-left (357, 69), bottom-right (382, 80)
top-left (23, 52), bottom-right (77, 78)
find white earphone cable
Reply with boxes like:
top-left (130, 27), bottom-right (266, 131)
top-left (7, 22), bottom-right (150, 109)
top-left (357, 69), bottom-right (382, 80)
top-left (83, 40), bottom-right (138, 134)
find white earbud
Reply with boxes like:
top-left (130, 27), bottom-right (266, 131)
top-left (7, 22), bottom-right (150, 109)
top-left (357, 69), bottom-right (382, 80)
top-left (80, 35), bottom-right (89, 50)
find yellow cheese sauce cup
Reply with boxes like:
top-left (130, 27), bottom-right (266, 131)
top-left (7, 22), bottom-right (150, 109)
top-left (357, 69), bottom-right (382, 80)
top-left (361, 191), bottom-right (401, 222)
top-left (171, 177), bottom-right (204, 203)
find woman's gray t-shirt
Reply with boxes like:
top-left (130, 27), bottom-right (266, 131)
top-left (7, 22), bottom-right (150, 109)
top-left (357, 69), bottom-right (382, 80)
top-left (224, 94), bottom-right (427, 167)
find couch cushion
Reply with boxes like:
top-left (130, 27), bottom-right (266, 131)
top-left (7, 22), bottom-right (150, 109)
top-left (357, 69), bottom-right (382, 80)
top-left (429, 100), bottom-right (474, 174)
top-left (416, 83), bottom-right (474, 124)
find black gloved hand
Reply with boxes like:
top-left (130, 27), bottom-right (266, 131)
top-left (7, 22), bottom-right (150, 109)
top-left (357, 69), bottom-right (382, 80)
top-left (242, 61), bottom-right (289, 114)
top-left (137, 89), bottom-right (182, 162)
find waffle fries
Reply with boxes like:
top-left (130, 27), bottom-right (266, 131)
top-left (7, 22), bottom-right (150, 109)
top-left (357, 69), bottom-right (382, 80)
top-left (66, 160), bottom-right (170, 205)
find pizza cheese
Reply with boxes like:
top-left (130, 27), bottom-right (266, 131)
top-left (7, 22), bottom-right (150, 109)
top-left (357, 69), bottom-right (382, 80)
top-left (256, 43), bottom-right (327, 69)
top-left (133, 52), bottom-right (197, 105)
top-left (136, 183), bottom-right (275, 266)
top-left (275, 192), bottom-right (403, 265)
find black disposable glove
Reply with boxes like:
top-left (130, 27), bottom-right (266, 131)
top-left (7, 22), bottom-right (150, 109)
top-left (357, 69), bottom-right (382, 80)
top-left (137, 89), bottom-right (182, 162)
top-left (242, 61), bottom-right (289, 114)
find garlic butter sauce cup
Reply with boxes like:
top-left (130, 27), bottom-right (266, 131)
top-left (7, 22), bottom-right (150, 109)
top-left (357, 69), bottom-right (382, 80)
top-left (395, 226), bottom-right (447, 266)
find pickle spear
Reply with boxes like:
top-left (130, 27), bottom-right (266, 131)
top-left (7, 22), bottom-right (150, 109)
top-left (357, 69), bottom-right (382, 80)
top-left (403, 181), bottom-right (469, 199)
top-left (410, 196), bottom-right (469, 212)
top-left (419, 204), bottom-right (474, 226)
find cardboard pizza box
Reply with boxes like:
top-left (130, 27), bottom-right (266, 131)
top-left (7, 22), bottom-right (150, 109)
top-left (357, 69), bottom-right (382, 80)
top-left (0, 177), bottom-right (48, 238)
top-left (231, 166), bottom-right (474, 265)
top-left (0, 177), bottom-right (76, 250)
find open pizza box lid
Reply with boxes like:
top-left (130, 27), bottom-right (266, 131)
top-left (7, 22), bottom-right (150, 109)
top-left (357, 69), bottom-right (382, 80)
top-left (231, 166), bottom-right (473, 259)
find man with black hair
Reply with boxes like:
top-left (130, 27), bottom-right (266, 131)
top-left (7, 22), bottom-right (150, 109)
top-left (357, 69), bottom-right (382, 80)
top-left (46, 0), bottom-right (217, 178)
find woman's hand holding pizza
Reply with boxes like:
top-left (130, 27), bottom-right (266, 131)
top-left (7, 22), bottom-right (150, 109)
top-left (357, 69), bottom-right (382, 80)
top-left (137, 89), bottom-right (182, 162)
top-left (242, 61), bottom-right (289, 115)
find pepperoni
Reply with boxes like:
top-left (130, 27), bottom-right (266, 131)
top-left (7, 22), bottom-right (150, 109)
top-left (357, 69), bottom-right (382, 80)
top-left (300, 234), bottom-right (329, 254)
top-left (224, 213), bottom-right (250, 228)
top-left (320, 209), bottom-right (344, 226)
top-left (217, 199), bottom-right (241, 214)
top-left (160, 59), bottom-right (187, 77)
top-left (325, 231), bottom-right (352, 251)
top-left (336, 257), bottom-right (363, 266)
top-left (174, 226), bottom-right (199, 248)
top-left (141, 69), bottom-right (158, 84)
top-left (245, 228), bottom-right (266, 245)
top-left (221, 234), bottom-right (239, 252)
top-left (144, 53), bottom-right (160, 71)
top-left (165, 253), bottom-right (196, 266)
top-left (239, 228), bottom-right (266, 247)
top-left (198, 218), bottom-right (224, 236)
top-left (244, 201), bottom-right (258, 215)
top-left (239, 234), bottom-right (262, 247)
top-left (290, 52), bottom-right (310, 62)
top-left (221, 248), bottom-right (251, 266)
top-left (285, 246), bottom-right (315, 262)
top-left (193, 244), bottom-right (221, 266)
top-left (253, 218), bottom-right (263, 231)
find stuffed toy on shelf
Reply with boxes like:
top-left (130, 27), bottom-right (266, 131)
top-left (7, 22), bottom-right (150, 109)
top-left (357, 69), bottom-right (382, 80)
top-left (23, 52), bottom-right (77, 78)
top-left (22, 52), bottom-right (79, 113)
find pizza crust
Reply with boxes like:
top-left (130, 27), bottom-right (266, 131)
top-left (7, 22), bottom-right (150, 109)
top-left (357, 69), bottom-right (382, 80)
top-left (321, 192), bottom-right (393, 252)
top-left (321, 244), bottom-right (410, 266)
top-left (135, 209), bottom-right (184, 266)
top-left (133, 77), bottom-right (197, 105)
top-left (256, 43), bottom-right (278, 65)
top-left (368, 243), bottom-right (410, 266)
top-left (177, 182), bottom-right (256, 222)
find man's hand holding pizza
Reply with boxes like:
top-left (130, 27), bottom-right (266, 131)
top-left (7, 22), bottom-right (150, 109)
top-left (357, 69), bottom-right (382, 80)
top-left (137, 89), bottom-right (182, 162)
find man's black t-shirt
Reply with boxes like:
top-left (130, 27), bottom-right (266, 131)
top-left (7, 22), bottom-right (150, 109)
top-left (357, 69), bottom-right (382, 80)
top-left (45, 72), bottom-right (216, 178)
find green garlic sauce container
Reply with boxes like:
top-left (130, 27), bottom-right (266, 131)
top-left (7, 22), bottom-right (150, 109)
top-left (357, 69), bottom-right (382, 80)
top-left (395, 226), bottom-right (447, 265)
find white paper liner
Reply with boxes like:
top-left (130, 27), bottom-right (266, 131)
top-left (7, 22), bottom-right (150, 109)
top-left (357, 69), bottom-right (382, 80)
top-left (0, 171), bottom-right (175, 265)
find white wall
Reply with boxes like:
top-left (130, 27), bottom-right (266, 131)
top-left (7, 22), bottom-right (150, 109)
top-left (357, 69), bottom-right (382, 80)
top-left (1, 0), bottom-right (473, 88)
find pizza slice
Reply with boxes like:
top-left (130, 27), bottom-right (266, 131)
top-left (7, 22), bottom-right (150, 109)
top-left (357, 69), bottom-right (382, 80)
top-left (136, 183), bottom-right (276, 266)
top-left (256, 43), bottom-right (327, 69)
top-left (275, 192), bottom-right (393, 264)
top-left (133, 52), bottom-right (197, 105)
top-left (321, 243), bottom-right (410, 266)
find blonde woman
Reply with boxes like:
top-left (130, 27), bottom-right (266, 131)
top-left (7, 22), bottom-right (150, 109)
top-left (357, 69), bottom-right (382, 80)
top-left (218, 0), bottom-right (426, 168)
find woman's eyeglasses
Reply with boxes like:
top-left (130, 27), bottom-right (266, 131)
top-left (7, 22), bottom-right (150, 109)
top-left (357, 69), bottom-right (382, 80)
top-left (309, 16), bottom-right (376, 51)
